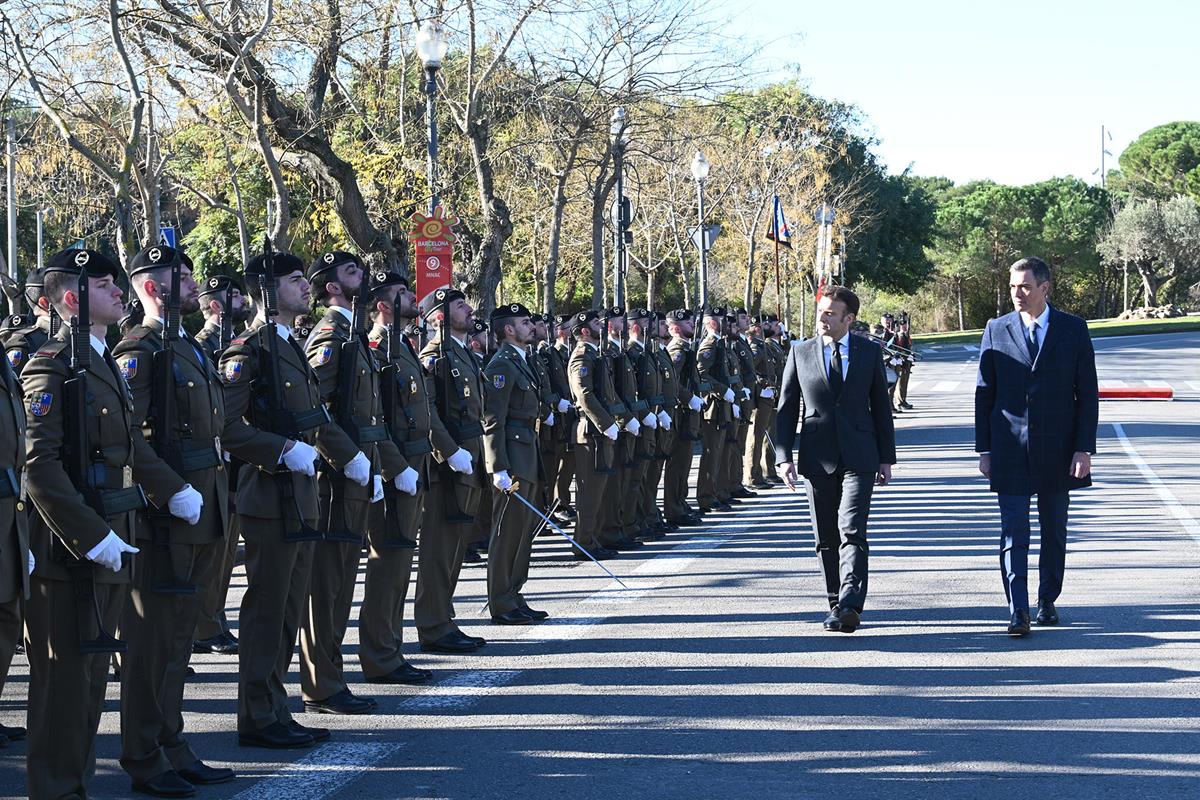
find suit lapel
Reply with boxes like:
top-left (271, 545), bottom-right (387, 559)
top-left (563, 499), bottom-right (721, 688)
top-left (1034, 306), bottom-right (1062, 370)
top-left (810, 336), bottom-right (831, 391)
top-left (1005, 314), bottom-right (1032, 366)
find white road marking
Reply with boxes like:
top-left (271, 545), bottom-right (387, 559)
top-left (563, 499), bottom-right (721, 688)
top-left (1187, 381), bottom-right (1200, 392)
top-left (398, 669), bottom-right (522, 711)
top-left (1101, 379), bottom-right (1128, 388)
top-left (228, 742), bottom-right (404, 800)
top-left (961, 344), bottom-right (980, 351)
top-left (932, 381), bottom-right (958, 393)
top-left (905, 380), bottom-right (923, 391)
top-left (1112, 423), bottom-right (1200, 545)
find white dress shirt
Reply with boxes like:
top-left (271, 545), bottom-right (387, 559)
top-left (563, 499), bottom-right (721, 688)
top-left (822, 333), bottom-right (850, 378)
top-left (1022, 304), bottom-right (1050, 351)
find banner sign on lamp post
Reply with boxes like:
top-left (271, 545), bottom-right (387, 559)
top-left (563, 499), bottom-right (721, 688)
top-left (410, 206), bottom-right (460, 306)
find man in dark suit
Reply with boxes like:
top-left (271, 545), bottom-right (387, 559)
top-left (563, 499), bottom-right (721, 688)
top-left (774, 287), bottom-right (896, 634)
top-left (975, 257), bottom-right (1098, 637)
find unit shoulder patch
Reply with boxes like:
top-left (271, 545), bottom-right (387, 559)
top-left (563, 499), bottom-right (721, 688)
top-left (29, 392), bottom-right (53, 416)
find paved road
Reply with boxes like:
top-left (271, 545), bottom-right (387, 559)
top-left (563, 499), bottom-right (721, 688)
top-left (2, 331), bottom-right (1198, 799)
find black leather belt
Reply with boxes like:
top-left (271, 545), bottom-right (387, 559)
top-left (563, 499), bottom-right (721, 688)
top-left (179, 443), bottom-right (222, 472)
top-left (97, 487), bottom-right (148, 517)
top-left (446, 420), bottom-right (483, 441)
top-left (402, 438), bottom-right (433, 457)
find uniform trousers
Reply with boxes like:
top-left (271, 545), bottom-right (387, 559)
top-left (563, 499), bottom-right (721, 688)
top-left (487, 480), bottom-right (539, 614)
top-left (414, 478), bottom-right (481, 643)
top-left (194, 514), bottom-right (240, 641)
top-left (697, 417), bottom-right (727, 509)
top-left (572, 440), bottom-right (611, 550)
top-left (359, 488), bottom-right (422, 678)
top-left (745, 401), bottom-right (774, 483)
top-left (663, 430), bottom-right (696, 519)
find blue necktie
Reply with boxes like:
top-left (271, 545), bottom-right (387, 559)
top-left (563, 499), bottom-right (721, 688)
top-left (1027, 322), bottom-right (1040, 364)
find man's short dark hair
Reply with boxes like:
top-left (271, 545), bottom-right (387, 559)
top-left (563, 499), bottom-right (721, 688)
top-left (1012, 257), bottom-right (1051, 284)
top-left (826, 286), bottom-right (860, 317)
top-left (43, 270), bottom-right (74, 308)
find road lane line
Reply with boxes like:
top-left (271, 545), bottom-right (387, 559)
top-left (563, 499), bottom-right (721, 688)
top-left (1112, 423), bottom-right (1200, 545)
top-left (1188, 381), bottom-right (1200, 392)
top-left (228, 742), bottom-right (404, 800)
top-left (932, 381), bottom-right (958, 392)
top-left (398, 669), bottom-right (522, 710)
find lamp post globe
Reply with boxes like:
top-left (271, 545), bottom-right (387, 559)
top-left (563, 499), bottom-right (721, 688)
top-left (415, 20), bottom-right (448, 68)
top-left (690, 150), bottom-right (710, 182)
top-left (416, 20), bottom-right (448, 213)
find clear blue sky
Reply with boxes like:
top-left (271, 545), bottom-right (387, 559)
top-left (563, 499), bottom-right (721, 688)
top-left (723, 0), bottom-right (1196, 185)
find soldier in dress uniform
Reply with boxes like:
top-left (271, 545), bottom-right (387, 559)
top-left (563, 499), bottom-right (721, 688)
top-left (726, 309), bottom-right (757, 503)
top-left (220, 250), bottom-right (330, 750)
top-left (626, 308), bottom-right (665, 540)
top-left (0, 287), bottom-right (29, 748)
top-left (465, 317), bottom-right (494, 563)
top-left (358, 271), bottom-right (433, 685)
top-left (664, 310), bottom-right (704, 527)
top-left (696, 307), bottom-right (736, 514)
top-left (3, 268), bottom-right (51, 379)
top-left (534, 314), bottom-right (573, 521)
top-left (551, 317), bottom-right (577, 520)
top-left (600, 307), bottom-right (645, 551)
top-left (482, 303), bottom-right (549, 624)
top-left (297, 251), bottom-right (397, 716)
top-left (114, 244), bottom-right (235, 795)
top-left (192, 274), bottom-right (248, 657)
top-left (745, 315), bottom-right (780, 490)
top-left (642, 311), bottom-right (679, 537)
top-left (566, 310), bottom-right (619, 558)
top-left (24, 248), bottom-right (143, 799)
top-left (761, 316), bottom-right (787, 483)
top-left (415, 289), bottom-right (488, 654)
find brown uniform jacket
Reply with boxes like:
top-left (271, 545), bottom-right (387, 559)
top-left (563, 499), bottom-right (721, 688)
top-left (219, 320), bottom-right (327, 522)
top-left (421, 335), bottom-right (486, 488)
top-left (369, 322), bottom-right (434, 481)
top-left (4, 316), bottom-right (51, 379)
top-left (627, 338), bottom-right (661, 460)
top-left (193, 321), bottom-right (223, 365)
top-left (482, 342), bottom-right (541, 483)
top-left (696, 334), bottom-right (732, 424)
top-left (0, 354), bottom-right (29, 603)
top-left (24, 330), bottom-right (138, 583)
top-left (114, 319), bottom-right (229, 544)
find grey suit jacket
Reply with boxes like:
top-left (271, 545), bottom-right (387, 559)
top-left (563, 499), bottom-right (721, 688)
top-left (773, 334), bottom-right (896, 476)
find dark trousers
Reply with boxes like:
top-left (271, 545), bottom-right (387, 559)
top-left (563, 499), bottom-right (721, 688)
top-left (803, 469), bottom-right (875, 612)
top-left (997, 492), bottom-right (1070, 614)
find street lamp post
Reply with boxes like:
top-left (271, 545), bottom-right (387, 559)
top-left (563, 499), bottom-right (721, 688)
top-left (610, 107), bottom-right (629, 307)
top-left (690, 150), bottom-right (710, 308)
top-left (416, 20), bottom-right (449, 214)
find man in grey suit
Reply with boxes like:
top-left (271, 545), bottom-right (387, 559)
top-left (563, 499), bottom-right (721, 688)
top-left (774, 287), bottom-right (896, 634)
top-left (976, 257), bottom-right (1098, 636)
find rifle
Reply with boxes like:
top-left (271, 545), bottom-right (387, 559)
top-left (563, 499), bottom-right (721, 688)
top-left (147, 251), bottom-right (196, 594)
top-left (432, 295), bottom-right (474, 523)
top-left (218, 281), bottom-right (233, 353)
top-left (0, 273), bottom-right (26, 325)
top-left (255, 237), bottom-right (327, 542)
top-left (58, 266), bottom-right (143, 653)
top-left (377, 305), bottom-right (418, 549)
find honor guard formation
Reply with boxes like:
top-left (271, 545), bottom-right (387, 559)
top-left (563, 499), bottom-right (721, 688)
top-left (0, 242), bottom-right (929, 799)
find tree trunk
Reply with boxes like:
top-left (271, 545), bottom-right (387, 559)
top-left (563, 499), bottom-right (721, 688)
top-left (1136, 260), bottom-right (1161, 306)
top-left (589, 157), bottom-right (617, 310)
top-left (463, 119), bottom-right (511, 318)
top-left (956, 277), bottom-right (965, 331)
top-left (544, 171), bottom-right (570, 316)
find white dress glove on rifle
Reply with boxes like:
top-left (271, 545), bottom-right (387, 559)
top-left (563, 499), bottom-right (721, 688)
top-left (760, 387), bottom-right (775, 399)
top-left (625, 417), bottom-right (641, 436)
top-left (603, 423), bottom-right (619, 441)
top-left (723, 388), bottom-right (736, 403)
top-left (394, 467), bottom-right (419, 496)
top-left (657, 410), bottom-right (672, 430)
top-left (642, 412), bottom-right (657, 429)
top-left (689, 394), bottom-right (703, 412)
top-left (447, 447), bottom-right (474, 475)
top-left (85, 531), bottom-right (139, 573)
top-left (167, 484), bottom-right (203, 525)
top-left (370, 474), bottom-right (384, 503)
top-left (732, 404), bottom-right (741, 420)
top-left (492, 470), bottom-right (513, 492)
top-left (742, 387), bottom-right (752, 400)
top-left (557, 398), bottom-right (572, 413)
top-left (545, 411), bottom-right (555, 426)
top-left (344, 451), bottom-right (371, 487)
top-left (281, 440), bottom-right (318, 476)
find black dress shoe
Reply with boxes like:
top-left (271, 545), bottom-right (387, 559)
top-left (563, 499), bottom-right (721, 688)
top-left (561, 505), bottom-right (578, 518)
top-left (900, 402), bottom-right (913, 410)
top-left (133, 770), bottom-right (196, 798)
top-left (13, 642), bottom-right (23, 655)
top-left (239, 721), bottom-right (315, 749)
top-left (608, 537), bottom-right (643, 551)
top-left (1008, 610), bottom-right (1032, 636)
top-left (492, 608), bottom-right (537, 625)
top-left (0, 723), bottom-right (26, 741)
top-left (837, 607), bottom-right (861, 633)
top-left (521, 605), bottom-right (550, 620)
top-left (462, 549), bottom-right (483, 564)
top-left (178, 761), bottom-right (235, 786)
top-left (725, 497), bottom-right (743, 506)
top-left (822, 608), bottom-right (842, 632)
top-left (1036, 602), bottom-right (1059, 625)
top-left (287, 720), bottom-right (330, 742)
top-left (419, 631), bottom-right (482, 653)
top-left (732, 489), bottom-right (758, 499)
top-left (212, 633), bottom-right (239, 655)
top-left (366, 662), bottom-right (434, 684)
top-left (303, 688), bottom-right (374, 715)
top-left (192, 636), bottom-right (224, 654)
top-left (751, 480), bottom-right (772, 490)
top-left (668, 516), bottom-right (698, 527)
top-left (0, 732), bottom-right (9, 748)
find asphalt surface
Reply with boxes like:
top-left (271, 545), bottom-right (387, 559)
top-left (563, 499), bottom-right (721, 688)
top-left (1, 330), bottom-right (1198, 799)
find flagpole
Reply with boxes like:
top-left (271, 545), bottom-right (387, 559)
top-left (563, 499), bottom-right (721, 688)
top-left (774, 237), bottom-right (782, 322)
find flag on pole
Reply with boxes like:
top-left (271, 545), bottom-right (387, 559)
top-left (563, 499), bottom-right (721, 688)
top-left (766, 196), bottom-right (792, 249)
top-left (815, 271), bottom-right (828, 304)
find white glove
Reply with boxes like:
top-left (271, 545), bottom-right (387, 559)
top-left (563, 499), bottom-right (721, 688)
top-left (545, 411), bottom-right (556, 426)
top-left (760, 387), bottom-right (775, 399)
top-left (742, 387), bottom-right (752, 400)
top-left (557, 398), bottom-right (572, 413)
top-left (27, 551), bottom-right (34, 576)
top-left (723, 388), bottom-right (736, 403)
top-left (657, 410), bottom-right (671, 430)
top-left (625, 417), bottom-right (641, 436)
top-left (394, 467), bottom-right (419, 496)
top-left (642, 412), bottom-right (657, 429)
top-left (732, 404), bottom-right (741, 420)
top-left (281, 440), bottom-right (318, 476)
top-left (688, 394), bottom-right (703, 412)
top-left (493, 470), bottom-right (513, 492)
top-left (343, 451), bottom-right (371, 487)
top-left (603, 423), bottom-right (619, 441)
top-left (85, 530), bottom-right (140, 573)
top-left (371, 474), bottom-right (384, 503)
top-left (167, 484), bottom-right (203, 526)
top-left (447, 447), bottom-right (474, 475)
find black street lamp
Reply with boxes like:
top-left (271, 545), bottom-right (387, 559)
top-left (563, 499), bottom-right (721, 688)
top-left (416, 20), bottom-right (448, 214)
top-left (690, 150), bottom-right (711, 307)
top-left (610, 107), bottom-right (630, 306)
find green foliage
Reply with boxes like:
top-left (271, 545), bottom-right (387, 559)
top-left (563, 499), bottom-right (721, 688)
top-left (1118, 121), bottom-right (1200, 203)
